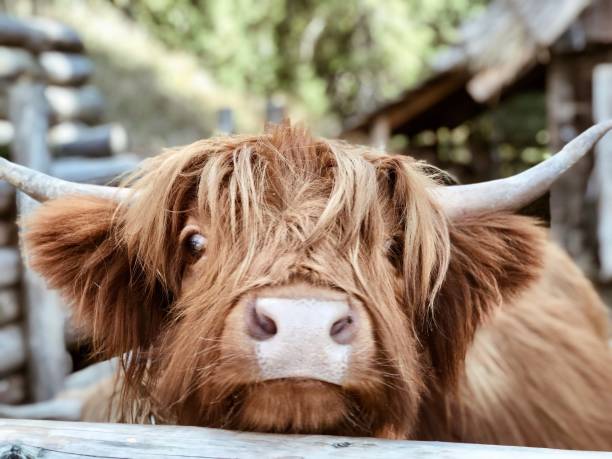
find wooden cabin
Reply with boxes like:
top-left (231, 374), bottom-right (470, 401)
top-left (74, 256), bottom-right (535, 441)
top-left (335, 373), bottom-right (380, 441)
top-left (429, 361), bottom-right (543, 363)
top-left (344, 0), bottom-right (612, 286)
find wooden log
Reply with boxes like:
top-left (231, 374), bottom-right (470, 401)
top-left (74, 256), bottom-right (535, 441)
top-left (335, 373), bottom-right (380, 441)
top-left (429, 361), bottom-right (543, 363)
top-left (0, 222), bottom-right (16, 246)
top-left (10, 81), bottom-right (70, 401)
top-left (0, 90), bottom-right (7, 119)
top-left (370, 115), bottom-right (390, 150)
top-left (9, 82), bottom-right (51, 172)
top-left (0, 398), bottom-right (82, 421)
top-left (217, 108), bottom-right (235, 134)
top-left (64, 359), bottom-right (116, 391)
top-left (0, 324), bottom-right (25, 375)
top-left (0, 119), bottom-right (13, 146)
top-left (266, 98), bottom-right (285, 124)
top-left (46, 85), bottom-right (104, 124)
top-left (0, 46), bottom-right (39, 80)
top-left (547, 56), bottom-right (596, 274)
top-left (593, 64), bottom-right (612, 281)
top-left (0, 360), bottom-right (116, 421)
top-left (38, 51), bottom-right (93, 86)
top-left (0, 248), bottom-right (20, 287)
top-left (27, 18), bottom-right (84, 53)
top-left (0, 373), bottom-right (25, 404)
top-left (0, 119), bottom-right (13, 158)
top-left (0, 15), bottom-right (83, 52)
top-left (0, 181), bottom-right (15, 216)
top-left (51, 154), bottom-right (139, 186)
top-left (0, 419), bottom-right (607, 459)
top-left (0, 15), bottom-right (35, 48)
top-left (0, 288), bottom-right (19, 326)
top-left (48, 122), bottom-right (128, 158)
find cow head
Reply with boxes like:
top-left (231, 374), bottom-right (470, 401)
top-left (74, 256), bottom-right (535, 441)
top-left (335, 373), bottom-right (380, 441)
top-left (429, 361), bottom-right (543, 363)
top-left (10, 121), bottom-right (612, 438)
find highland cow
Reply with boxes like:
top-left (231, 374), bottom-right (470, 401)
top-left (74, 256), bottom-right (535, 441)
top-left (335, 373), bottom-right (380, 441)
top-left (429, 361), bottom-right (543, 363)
top-left (4, 121), bottom-right (612, 450)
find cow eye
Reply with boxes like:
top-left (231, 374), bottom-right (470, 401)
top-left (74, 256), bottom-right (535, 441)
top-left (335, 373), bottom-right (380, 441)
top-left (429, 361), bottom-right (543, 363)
top-left (385, 237), bottom-right (402, 267)
top-left (184, 233), bottom-right (207, 257)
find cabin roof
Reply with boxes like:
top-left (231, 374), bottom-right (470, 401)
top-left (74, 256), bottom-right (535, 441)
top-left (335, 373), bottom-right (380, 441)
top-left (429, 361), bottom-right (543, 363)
top-left (344, 0), bottom-right (596, 137)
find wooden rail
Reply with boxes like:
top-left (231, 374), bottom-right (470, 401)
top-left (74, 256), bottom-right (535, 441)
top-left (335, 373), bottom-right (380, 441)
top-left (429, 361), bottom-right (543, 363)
top-left (0, 419), bottom-right (609, 458)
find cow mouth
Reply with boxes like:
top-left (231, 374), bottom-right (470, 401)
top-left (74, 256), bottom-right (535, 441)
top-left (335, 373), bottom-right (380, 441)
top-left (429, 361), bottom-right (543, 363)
top-left (234, 377), bottom-right (348, 433)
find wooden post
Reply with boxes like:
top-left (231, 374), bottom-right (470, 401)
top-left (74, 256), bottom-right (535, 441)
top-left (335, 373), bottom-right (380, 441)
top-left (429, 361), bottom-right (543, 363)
top-left (547, 1), bottom-right (612, 277)
top-left (48, 122), bottom-right (128, 158)
top-left (370, 115), bottom-right (390, 150)
top-left (592, 64), bottom-right (612, 281)
top-left (38, 51), bottom-right (92, 85)
top-left (0, 324), bottom-right (25, 374)
top-left (0, 373), bottom-right (25, 404)
top-left (265, 98), bottom-right (285, 124)
top-left (46, 85), bottom-right (105, 124)
top-left (9, 80), bottom-right (70, 402)
top-left (547, 57), bottom-right (592, 272)
top-left (216, 108), bottom-right (234, 135)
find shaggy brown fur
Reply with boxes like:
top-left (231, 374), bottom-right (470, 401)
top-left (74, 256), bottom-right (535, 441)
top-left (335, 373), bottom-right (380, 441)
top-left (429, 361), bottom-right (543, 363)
top-left (23, 123), bottom-right (612, 449)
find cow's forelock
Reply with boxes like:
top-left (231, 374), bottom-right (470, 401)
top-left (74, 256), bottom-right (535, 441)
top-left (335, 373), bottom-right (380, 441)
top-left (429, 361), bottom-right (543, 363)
top-left (114, 123), bottom-right (450, 437)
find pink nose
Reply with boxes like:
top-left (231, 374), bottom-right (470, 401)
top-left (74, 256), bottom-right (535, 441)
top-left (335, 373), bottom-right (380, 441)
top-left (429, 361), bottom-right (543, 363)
top-left (241, 287), bottom-right (363, 384)
top-left (246, 296), bottom-right (358, 345)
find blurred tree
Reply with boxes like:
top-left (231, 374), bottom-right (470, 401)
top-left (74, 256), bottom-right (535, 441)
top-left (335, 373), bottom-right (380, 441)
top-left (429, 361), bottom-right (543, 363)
top-left (107, 0), bottom-right (486, 118)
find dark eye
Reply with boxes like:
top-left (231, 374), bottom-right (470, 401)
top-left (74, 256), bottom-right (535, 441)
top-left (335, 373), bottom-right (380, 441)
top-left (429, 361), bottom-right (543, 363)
top-left (385, 237), bottom-right (402, 267)
top-left (185, 233), bottom-right (207, 257)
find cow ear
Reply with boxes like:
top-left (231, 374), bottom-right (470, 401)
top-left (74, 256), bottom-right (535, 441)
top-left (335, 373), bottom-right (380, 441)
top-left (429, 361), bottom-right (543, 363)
top-left (21, 196), bottom-right (168, 358)
top-left (422, 214), bottom-right (545, 389)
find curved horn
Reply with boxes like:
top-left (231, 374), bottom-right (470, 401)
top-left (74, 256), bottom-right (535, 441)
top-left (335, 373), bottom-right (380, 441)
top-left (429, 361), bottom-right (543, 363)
top-left (0, 157), bottom-right (131, 202)
top-left (434, 121), bottom-right (612, 219)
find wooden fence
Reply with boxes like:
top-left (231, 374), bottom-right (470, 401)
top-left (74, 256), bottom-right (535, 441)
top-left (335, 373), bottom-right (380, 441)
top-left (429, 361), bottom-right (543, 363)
top-left (0, 13), bottom-right (138, 406)
top-left (1, 419), bottom-right (610, 459)
top-left (0, 10), bottom-right (610, 459)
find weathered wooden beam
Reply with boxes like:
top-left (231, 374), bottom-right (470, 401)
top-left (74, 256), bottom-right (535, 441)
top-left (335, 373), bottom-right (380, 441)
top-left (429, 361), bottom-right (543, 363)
top-left (39, 51), bottom-right (93, 86)
top-left (48, 122), bottom-right (128, 158)
top-left (0, 15), bottom-right (35, 48)
top-left (0, 247), bottom-right (20, 288)
top-left (0, 398), bottom-right (82, 421)
top-left (0, 359), bottom-right (116, 421)
top-left (0, 222), bottom-right (16, 246)
top-left (46, 85), bottom-right (105, 124)
top-left (0, 288), bottom-right (18, 326)
top-left (10, 81), bottom-right (70, 401)
top-left (0, 324), bottom-right (25, 375)
top-left (0, 46), bottom-right (39, 80)
top-left (27, 18), bottom-right (84, 53)
top-left (64, 359), bottom-right (116, 391)
top-left (50, 154), bottom-right (139, 185)
top-left (370, 115), bottom-right (390, 150)
top-left (266, 98), bottom-right (285, 124)
top-left (0, 89), bottom-right (7, 118)
top-left (0, 373), bottom-right (25, 404)
top-left (593, 64), bottom-right (612, 281)
top-left (547, 56), bottom-right (595, 274)
top-left (0, 119), bottom-right (14, 146)
top-left (0, 181), bottom-right (15, 216)
top-left (217, 107), bottom-right (235, 134)
top-left (0, 419), bottom-right (607, 459)
top-left (0, 15), bottom-right (83, 52)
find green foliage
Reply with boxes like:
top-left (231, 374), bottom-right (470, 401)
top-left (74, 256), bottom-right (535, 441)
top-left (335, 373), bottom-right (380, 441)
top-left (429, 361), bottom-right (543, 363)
top-left (109, 0), bottom-right (485, 118)
top-left (407, 91), bottom-right (548, 182)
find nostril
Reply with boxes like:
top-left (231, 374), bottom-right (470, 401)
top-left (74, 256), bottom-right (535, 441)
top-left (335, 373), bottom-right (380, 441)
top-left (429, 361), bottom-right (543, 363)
top-left (247, 301), bottom-right (277, 341)
top-left (330, 314), bottom-right (356, 345)
top-left (256, 310), bottom-right (277, 336)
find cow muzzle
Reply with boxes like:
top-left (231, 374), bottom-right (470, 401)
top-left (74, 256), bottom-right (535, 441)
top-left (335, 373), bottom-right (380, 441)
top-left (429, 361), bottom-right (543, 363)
top-left (227, 284), bottom-right (372, 386)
